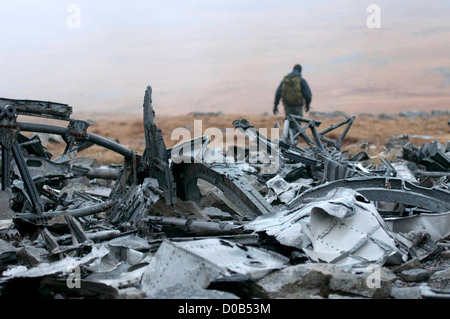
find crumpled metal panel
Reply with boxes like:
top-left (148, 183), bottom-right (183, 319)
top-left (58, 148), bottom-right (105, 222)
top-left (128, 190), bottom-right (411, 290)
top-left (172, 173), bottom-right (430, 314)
top-left (140, 238), bottom-right (287, 296)
top-left (385, 212), bottom-right (450, 242)
top-left (302, 189), bottom-right (405, 265)
top-left (108, 177), bottom-right (161, 224)
top-left (1, 244), bottom-right (109, 280)
top-left (246, 188), bottom-right (407, 266)
top-left (266, 175), bottom-right (313, 204)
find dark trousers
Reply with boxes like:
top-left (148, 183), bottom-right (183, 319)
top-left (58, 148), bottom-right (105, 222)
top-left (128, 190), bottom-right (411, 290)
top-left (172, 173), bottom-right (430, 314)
top-left (284, 105), bottom-right (303, 117)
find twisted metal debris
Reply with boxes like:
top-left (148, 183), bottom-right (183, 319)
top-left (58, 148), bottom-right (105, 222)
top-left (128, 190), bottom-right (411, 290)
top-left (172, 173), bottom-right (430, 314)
top-left (0, 87), bottom-right (449, 299)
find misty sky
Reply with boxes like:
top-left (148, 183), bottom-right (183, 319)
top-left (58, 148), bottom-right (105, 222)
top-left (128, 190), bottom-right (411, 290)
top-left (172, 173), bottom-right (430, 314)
top-left (1, 0), bottom-right (449, 116)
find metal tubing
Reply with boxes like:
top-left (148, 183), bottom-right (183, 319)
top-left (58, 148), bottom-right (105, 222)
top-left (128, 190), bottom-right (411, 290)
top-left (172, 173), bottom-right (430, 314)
top-left (145, 215), bottom-right (246, 234)
top-left (86, 167), bottom-right (120, 179)
top-left (288, 115), bottom-right (322, 125)
top-left (415, 171), bottom-right (450, 177)
top-left (318, 116), bottom-right (354, 135)
top-left (338, 116), bottom-right (355, 141)
top-left (12, 141), bottom-right (44, 214)
top-left (17, 122), bottom-right (135, 159)
top-left (1, 145), bottom-right (10, 190)
top-left (17, 201), bottom-right (112, 220)
top-left (310, 124), bottom-right (326, 151)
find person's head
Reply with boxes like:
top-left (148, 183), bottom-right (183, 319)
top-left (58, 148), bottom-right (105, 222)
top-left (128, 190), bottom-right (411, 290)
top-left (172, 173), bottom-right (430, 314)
top-left (293, 64), bottom-right (302, 72)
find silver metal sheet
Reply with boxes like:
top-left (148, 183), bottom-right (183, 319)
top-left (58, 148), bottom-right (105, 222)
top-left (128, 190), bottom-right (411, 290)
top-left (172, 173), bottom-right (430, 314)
top-left (385, 212), bottom-right (450, 242)
top-left (303, 194), bottom-right (403, 265)
top-left (140, 238), bottom-right (287, 295)
top-left (1, 244), bottom-right (110, 279)
top-left (247, 188), bottom-right (407, 266)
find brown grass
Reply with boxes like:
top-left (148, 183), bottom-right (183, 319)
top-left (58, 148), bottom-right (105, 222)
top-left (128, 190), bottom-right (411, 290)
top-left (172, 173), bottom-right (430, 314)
top-left (35, 113), bottom-right (450, 165)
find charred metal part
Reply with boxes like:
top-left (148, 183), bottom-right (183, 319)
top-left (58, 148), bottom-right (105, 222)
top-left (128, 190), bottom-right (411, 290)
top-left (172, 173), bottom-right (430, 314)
top-left (63, 213), bottom-right (91, 245)
top-left (138, 86), bottom-right (176, 206)
top-left (318, 155), bottom-right (373, 183)
top-left (321, 158), bottom-right (352, 182)
top-left (380, 158), bottom-right (397, 177)
top-left (18, 139), bottom-right (42, 147)
top-left (282, 149), bottom-right (318, 167)
top-left (144, 215), bottom-right (248, 236)
top-left (0, 97), bottom-right (72, 121)
top-left (280, 115), bottom-right (355, 155)
top-left (0, 105), bottom-right (44, 214)
top-left (284, 115), bottom-right (353, 152)
top-left (232, 118), bottom-right (281, 162)
top-left (17, 133), bottom-right (52, 159)
top-left (415, 170), bottom-right (450, 178)
top-left (16, 201), bottom-right (112, 221)
top-left (237, 117), bottom-right (360, 185)
top-left (11, 141), bottom-right (44, 214)
top-left (1, 107), bottom-right (19, 191)
top-left (40, 227), bottom-right (63, 256)
top-left (167, 233), bottom-right (260, 246)
top-left (1, 145), bottom-right (11, 191)
top-left (286, 115), bottom-right (326, 152)
top-left (402, 141), bottom-right (450, 171)
top-left (85, 230), bottom-right (123, 242)
top-left (12, 156), bottom-right (119, 182)
top-left (85, 167), bottom-right (120, 179)
top-left (108, 178), bottom-right (162, 224)
top-left (26, 229), bottom-right (128, 246)
top-left (317, 115), bottom-right (355, 150)
top-left (63, 119), bottom-right (93, 155)
top-left (167, 135), bottom-right (207, 159)
top-left (108, 87), bottom-right (177, 224)
top-left (41, 185), bottom-right (61, 203)
top-left (0, 189), bottom-right (14, 219)
top-left (50, 201), bottom-right (111, 218)
top-left (17, 122), bottom-right (135, 159)
top-left (287, 176), bottom-right (450, 213)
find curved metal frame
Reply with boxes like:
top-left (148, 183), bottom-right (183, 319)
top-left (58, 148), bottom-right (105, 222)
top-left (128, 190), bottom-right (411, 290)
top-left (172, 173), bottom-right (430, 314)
top-left (287, 176), bottom-right (450, 213)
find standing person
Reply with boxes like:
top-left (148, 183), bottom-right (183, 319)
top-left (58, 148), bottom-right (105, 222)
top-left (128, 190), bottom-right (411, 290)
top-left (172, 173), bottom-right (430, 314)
top-left (273, 64), bottom-right (312, 117)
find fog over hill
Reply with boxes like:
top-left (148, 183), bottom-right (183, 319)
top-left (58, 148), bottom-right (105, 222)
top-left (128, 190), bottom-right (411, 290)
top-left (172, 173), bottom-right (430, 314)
top-left (1, 1), bottom-right (449, 116)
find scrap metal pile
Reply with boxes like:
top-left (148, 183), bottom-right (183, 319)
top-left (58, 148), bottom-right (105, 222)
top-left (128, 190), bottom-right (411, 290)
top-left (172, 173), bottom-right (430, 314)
top-left (0, 86), bottom-right (449, 299)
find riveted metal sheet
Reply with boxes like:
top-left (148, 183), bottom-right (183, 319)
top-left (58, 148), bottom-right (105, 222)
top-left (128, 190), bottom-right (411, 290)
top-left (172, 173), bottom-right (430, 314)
top-left (140, 238), bottom-right (287, 296)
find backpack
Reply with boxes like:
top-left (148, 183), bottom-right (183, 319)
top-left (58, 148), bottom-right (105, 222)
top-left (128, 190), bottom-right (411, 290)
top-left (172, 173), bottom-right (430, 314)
top-left (281, 75), bottom-right (303, 106)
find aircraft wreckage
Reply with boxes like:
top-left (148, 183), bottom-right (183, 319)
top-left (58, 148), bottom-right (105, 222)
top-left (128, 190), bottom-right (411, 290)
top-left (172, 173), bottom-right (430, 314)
top-left (0, 86), bottom-right (449, 299)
